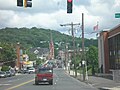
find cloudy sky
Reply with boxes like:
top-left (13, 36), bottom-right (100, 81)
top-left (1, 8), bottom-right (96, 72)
top-left (0, 0), bottom-right (120, 38)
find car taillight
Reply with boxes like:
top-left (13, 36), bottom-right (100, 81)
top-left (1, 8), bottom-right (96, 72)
top-left (37, 74), bottom-right (41, 77)
top-left (48, 75), bottom-right (53, 79)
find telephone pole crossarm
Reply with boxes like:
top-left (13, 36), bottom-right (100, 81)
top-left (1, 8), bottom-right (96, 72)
top-left (60, 23), bottom-right (80, 27)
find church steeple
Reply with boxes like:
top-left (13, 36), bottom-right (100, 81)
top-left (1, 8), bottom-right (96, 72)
top-left (49, 31), bottom-right (54, 60)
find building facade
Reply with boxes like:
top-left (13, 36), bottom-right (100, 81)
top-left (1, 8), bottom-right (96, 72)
top-left (98, 24), bottom-right (120, 74)
top-left (108, 26), bottom-right (120, 70)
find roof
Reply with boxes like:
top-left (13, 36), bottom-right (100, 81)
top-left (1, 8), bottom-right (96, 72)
top-left (29, 47), bottom-right (49, 55)
top-left (109, 24), bottom-right (120, 32)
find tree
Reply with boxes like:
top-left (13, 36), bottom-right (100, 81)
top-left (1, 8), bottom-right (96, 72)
top-left (26, 50), bottom-right (36, 61)
top-left (86, 45), bottom-right (98, 75)
top-left (0, 27), bottom-right (98, 49)
top-left (0, 43), bottom-right (16, 62)
top-left (1, 65), bottom-right (9, 71)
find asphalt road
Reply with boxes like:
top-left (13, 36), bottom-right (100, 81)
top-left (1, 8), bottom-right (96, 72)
top-left (0, 68), bottom-right (98, 90)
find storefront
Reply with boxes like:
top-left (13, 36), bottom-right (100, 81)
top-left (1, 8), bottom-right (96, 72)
top-left (98, 24), bottom-right (120, 82)
top-left (98, 24), bottom-right (120, 73)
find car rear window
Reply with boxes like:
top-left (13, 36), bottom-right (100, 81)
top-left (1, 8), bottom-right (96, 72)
top-left (38, 68), bottom-right (53, 74)
top-left (0, 72), bottom-right (5, 74)
top-left (29, 68), bottom-right (34, 70)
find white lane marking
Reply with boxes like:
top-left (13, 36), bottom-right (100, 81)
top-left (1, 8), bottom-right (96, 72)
top-left (0, 84), bottom-right (11, 86)
top-left (8, 79), bottom-right (20, 82)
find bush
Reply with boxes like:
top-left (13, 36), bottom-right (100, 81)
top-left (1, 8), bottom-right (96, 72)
top-left (1, 65), bottom-right (9, 71)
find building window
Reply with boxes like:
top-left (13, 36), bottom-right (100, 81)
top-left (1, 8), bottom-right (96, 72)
top-left (110, 51), bottom-right (112, 56)
top-left (108, 33), bottom-right (120, 70)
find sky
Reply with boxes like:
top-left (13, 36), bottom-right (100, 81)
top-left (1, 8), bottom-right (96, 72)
top-left (0, 0), bottom-right (120, 39)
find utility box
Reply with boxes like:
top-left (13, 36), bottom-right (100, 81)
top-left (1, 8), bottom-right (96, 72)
top-left (112, 70), bottom-right (120, 82)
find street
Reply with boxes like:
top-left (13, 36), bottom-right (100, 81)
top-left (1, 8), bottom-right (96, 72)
top-left (0, 68), bottom-right (97, 90)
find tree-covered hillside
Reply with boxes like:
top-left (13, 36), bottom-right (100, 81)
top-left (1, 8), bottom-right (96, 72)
top-left (0, 27), bottom-right (97, 49)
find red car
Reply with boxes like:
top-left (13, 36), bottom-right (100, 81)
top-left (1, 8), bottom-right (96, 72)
top-left (35, 67), bottom-right (53, 85)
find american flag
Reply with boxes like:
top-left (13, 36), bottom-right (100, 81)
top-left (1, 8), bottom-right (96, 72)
top-left (93, 22), bottom-right (99, 31)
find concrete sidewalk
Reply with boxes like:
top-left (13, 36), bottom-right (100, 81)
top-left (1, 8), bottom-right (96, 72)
top-left (66, 70), bottom-right (120, 90)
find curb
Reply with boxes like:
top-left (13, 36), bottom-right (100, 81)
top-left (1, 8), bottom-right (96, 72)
top-left (15, 73), bottom-right (21, 75)
top-left (98, 87), bottom-right (111, 90)
top-left (98, 87), bottom-right (120, 90)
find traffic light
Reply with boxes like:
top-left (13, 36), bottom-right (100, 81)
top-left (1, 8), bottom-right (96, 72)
top-left (17, 0), bottom-right (23, 7)
top-left (67, 0), bottom-right (73, 13)
top-left (24, 0), bottom-right (32, 7)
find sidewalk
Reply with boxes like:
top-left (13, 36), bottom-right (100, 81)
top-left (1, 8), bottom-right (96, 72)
top-left (66, 70), bottom-right (120, 90)
top-left (15, 73), bottom-right (22, 75)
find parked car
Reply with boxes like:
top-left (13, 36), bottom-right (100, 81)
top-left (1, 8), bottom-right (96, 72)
top-left (28, 67), bottom-right (35, 74)
top-left (35, 67), bottom-right (53, 85)
top-left (5, 71), bottom-right (11, 77)
top-left (10, 70), bottom-right (16, 76)
top-left (17, 69), bottom-right (28, 74)
top-left (0, 71), bottom-right (7, 78)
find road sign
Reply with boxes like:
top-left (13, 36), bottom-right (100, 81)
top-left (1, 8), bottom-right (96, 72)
top-left (115, 13), bottom-right (120, 18)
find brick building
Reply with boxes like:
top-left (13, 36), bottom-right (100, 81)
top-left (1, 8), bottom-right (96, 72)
top-left (98, 24), bottom-right (120, 74)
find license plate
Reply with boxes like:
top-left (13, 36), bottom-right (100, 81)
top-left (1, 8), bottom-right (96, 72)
top-left (43, 78), bottom-right (47, 81)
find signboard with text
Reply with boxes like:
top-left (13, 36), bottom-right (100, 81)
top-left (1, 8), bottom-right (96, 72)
top-left (115, 13), bottom-right (120, 18)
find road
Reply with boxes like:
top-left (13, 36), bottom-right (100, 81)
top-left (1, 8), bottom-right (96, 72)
top-left (0, 68), bottom-right (97, 90)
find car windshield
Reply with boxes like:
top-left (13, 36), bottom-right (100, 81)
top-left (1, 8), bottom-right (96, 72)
top-left (0, 0), bottom-right (120, 90)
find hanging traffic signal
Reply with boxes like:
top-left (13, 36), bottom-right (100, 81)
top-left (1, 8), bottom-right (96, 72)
top-left (24, 0), bottom-right (32, 7)
top-left (67, 0), bottom-right (73, 13)
top-left (17, 0), bottom-right (23, 7)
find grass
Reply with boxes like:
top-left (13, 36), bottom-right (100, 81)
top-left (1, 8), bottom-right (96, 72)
top-left (76, 68), bottom-right (92, 76)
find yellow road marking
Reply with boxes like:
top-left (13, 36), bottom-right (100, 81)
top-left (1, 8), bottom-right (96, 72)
top-left (6, 79), bottom-right (34, 90)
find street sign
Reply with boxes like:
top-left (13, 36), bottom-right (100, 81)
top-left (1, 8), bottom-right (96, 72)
top-left (115, 13), bottom-right (120, 18)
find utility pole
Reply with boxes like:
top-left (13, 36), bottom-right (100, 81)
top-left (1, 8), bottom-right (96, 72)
top-left (82, 14), bottom-right (84, 60)
top-left (65, 42), bottom-right (68, 71)
top-left (0, 47), bottom-right (3, 62)
top-left (16, 42), bottom-right (20, 70)
top-left (81, 13), bottom-right (85, 81)
top-left (71, 22), bottom-right (77, 77)
top-left (60, 22), bottom-right (80, 77)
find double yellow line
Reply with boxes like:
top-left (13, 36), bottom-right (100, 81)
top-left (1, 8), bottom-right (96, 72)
top-left (6, 79), bottom-right (34, 90)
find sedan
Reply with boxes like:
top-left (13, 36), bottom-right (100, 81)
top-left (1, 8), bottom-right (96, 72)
top-left (6, 71), bottom-right (11, 77)
top-left (0, 71), bottom-right (7, 78)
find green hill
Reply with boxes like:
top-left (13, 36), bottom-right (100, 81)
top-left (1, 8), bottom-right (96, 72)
top-left (0, 27), bottom-right (97, 49)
